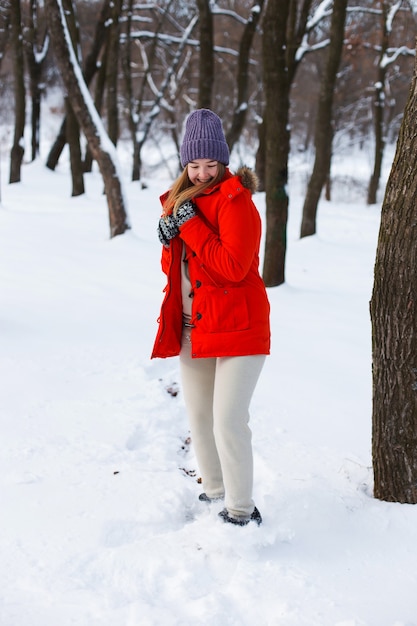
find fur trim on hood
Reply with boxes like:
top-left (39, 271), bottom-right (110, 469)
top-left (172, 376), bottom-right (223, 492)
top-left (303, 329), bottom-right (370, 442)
top-left (235, 166), bottom-right (259, 195)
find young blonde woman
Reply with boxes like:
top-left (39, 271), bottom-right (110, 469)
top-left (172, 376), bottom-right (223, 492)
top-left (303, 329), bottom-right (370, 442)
top-left (152, 109), bottom-right (270, 526)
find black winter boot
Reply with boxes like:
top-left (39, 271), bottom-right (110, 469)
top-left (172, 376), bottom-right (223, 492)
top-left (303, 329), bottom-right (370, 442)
top-left (218, 507), bottom-right (262, 526)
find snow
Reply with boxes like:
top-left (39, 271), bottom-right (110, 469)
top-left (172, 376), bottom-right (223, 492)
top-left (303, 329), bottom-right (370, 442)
top-left (1, 151), bottom-right (417, 626)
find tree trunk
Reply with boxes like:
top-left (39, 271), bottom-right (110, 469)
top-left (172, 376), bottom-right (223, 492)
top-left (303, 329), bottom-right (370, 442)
top-left (25, 0), bottom-right (49, 161)
top-left (45, 0), bottom-right (112, 170)
top-left (66, 99), bottom-right (85, 196)
top-left (120, 0), bottom-right (138, 178)
top-left (300, 0), bottom-right (347, 238)
top-left (62, 0), bottom-right (84, 195)
top-left (45, 0), bottom-right (129, 237)
top-left (106, 0), bottom-right (122, 146)
top-left (261, 0), bottom-right (291, 287)
top-left (46, 118), bottom-right (67, 170)
top-left (226, 0), bottom-right (265, 153)
top-left (370, 43), bottom-right (417, 503)
top-left (0, 0), bottom-right (11, 71)
top-left (367, 3), bottom-right (388, 205)
top-left (28, 60), bottom-right (42, 161)
top-left (260, 0), bottom-right (313, 286)
top-left (9, 0), bottom-right (25, 184)
top-left (197, 0), bottom-right (213, 109)
top-left (255, 119), bottom-right (266, 191)
top-left (0, 0), bottom-right (11, 199)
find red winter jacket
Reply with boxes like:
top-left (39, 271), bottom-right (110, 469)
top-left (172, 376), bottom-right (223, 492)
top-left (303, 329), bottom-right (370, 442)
top-left (151, 166), bottom-right (270, 359)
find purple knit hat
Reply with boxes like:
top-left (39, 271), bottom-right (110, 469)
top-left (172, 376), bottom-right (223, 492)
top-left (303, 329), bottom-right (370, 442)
top-left (180, 109), bottom-right (230, 167)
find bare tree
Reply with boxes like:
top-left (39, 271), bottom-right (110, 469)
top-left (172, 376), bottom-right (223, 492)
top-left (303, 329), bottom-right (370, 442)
top-left (261, 0), bottom-right (319, 286)
top-left (46, 0), bottom-right (112, 171)
top-left (24, 0), bottom-right (49, 161)
top-left (125, 7), bottom-right (198, 181)
top-left (45, 0), bottom-right (129, 237)
top-left (0, 0), bottom-right (11, 71)
top-left (196, 0), bottom-right (213, 109)
top-left (61, 0), bottom-right (84, 196)
top-left (9, 0), bottom-right (25, 184)
top-left (367, 1), bottom-right (390, 205)
top-left (226, 0), bottom-right (265, 152)
top-left (370, 40), bottom-right (417, 503)
top-left (106, 0), bottom-right (122, 145)
top-left (0, 0), bottom-right (11, 199)
top-left (367, 0), bottom-right (415, 204)
top-left (300, 0), bottom-right (348, 238)
top-left (120, 1), bottom-right (176, 180)
top-left (261, 0), bottom-right (291, 287)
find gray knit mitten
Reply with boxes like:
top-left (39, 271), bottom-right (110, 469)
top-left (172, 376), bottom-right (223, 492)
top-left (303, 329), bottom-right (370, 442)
top-left (176, 200), bottom-right (197, 227)
top-left (157, 214), bottom-right (179, 247)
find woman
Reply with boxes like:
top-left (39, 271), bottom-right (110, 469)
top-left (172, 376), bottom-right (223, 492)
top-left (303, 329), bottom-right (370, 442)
top-left (152, 109), bottom-right (270, 526)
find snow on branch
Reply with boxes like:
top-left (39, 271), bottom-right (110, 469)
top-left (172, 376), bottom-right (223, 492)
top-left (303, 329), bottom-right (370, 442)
top-left (381, 45), bottom-right (415, 67)
top-left (138, 13), bottom-right (199, 146)
top-left (34, 33), bottom-right (50, 65)
top-left (306, 0), bottom-right (334, 31)
top-left (296, 36), bottom-right (331, 62)
top-left (210, 7), bottom-right (247, 25)
top-left (386, 0), bottom-right (403, 32)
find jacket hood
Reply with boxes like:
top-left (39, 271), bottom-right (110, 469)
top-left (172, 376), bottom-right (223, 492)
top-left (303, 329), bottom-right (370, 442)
top-left (235, 166), bottom-right (259, 195)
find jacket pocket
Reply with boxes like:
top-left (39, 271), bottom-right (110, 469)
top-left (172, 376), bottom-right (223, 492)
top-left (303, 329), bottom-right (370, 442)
top-left (197, 286), bottom-right (250, 333)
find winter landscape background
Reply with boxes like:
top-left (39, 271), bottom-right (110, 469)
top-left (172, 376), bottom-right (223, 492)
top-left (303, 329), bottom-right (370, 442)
top-left (1, 132), bottom-right (417, 626)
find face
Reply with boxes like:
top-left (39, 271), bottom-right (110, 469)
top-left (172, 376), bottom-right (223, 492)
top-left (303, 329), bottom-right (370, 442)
top-left (187, 159), bottom-right (219, 185)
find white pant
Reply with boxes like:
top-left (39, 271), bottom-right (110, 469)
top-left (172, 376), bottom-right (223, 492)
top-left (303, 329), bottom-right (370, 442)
top-left (180, 329), bottom-right (265, 518)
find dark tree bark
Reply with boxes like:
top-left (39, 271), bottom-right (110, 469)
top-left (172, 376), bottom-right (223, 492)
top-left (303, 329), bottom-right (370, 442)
top-left (82, 0), bottom-right (112, 85)
top-left (0, 0), bottom-right (11, 196)
top-left (255, 119), bottom-right (266, 192)
top-left (226, 0), bottom-right (265, 153)
top-left (9, 0), bottom-right (25, 184)
top-left (105, 0), bottom-right (122, 146)
top-left (120, 0), bottom-right (136, 174)
top-left (197, 0), bottom-right (213, 109)
top-left (261, 0), bottom-right (290, 287)
top-left (370, 43), bottom-right (417, 503)
top-left (45, 0), bottom-right (129, 237)
top-left (45, 0), bottom-right (112, 170)
top-left (62, 0), bottom-right (84, 196)
top-left (300, 0), bottom-right (348, 238)
top-left (261, 0), bottom-right (313, 287)
top-left (24, 0), bottom-right (49, 161)
top-left (46, 118), bottom-right (67, 170)
top-left (367, 2), bottom-right (388, 205)
top-left (66, 99), bottom-right (85, 196)
top-left (0, 1), bottom-right (11, 71)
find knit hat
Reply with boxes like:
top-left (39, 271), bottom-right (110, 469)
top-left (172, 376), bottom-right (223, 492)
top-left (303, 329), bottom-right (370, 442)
top-left (180, 109), bottom-right (230, 167)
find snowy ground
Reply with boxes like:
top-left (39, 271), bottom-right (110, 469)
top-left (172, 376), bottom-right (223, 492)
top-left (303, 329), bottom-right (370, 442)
top-left (1, 153), bottom-right (417, 626)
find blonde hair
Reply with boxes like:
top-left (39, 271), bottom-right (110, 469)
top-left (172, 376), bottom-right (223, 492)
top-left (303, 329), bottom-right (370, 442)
top-left (163, 164), bottom-right (226, 216)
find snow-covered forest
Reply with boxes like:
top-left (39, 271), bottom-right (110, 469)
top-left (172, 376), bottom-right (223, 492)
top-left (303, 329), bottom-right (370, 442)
top-left (1, 0), bottom-right (416, 193)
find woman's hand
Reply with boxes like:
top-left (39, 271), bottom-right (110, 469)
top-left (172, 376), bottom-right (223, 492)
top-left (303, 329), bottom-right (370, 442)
top-left (175, 200), bottom-right (197, 227)
top-left (157, 214), bottom-right (179, 247)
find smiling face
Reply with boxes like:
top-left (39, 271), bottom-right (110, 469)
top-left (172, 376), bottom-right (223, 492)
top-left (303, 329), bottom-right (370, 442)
top-left (187, 159), bottom-right (219, 185)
